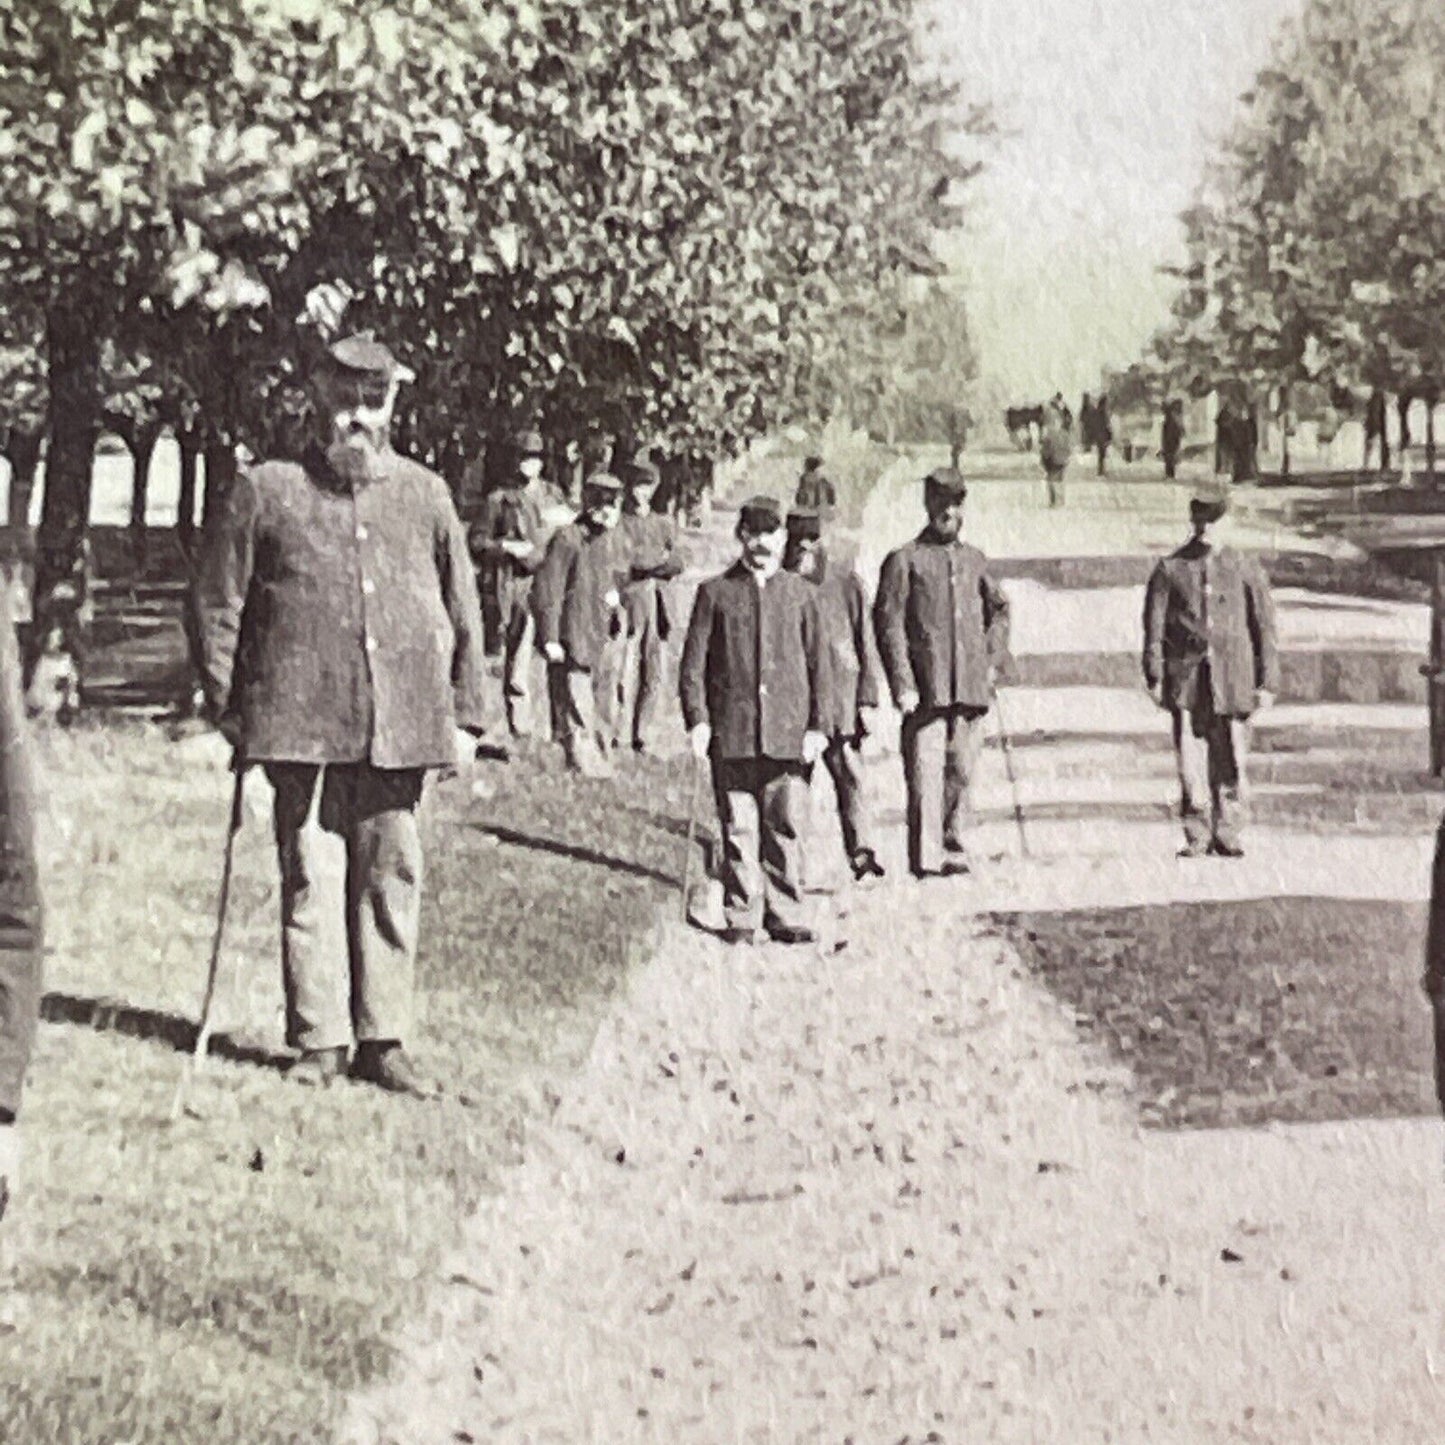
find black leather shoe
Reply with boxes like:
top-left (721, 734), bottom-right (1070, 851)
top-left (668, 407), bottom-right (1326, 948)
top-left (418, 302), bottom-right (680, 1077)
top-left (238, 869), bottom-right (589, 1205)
top-left (764, 922), bottom-right (817, 946)
top-left (851, 850), bottom-right (886, 882)
top-left (1209, 839), bottom-right (1245, 859)
top-left (350, 1042), bottom-right (434, 1098)
top-left (719, 926), bottom-right (759, 946)
top-left (288, 1046), bottom-right (349, 1087)
top-left (1177, 840), bottom-right (1210, 858)
top-left (938, 856), bottom-right (972, 878)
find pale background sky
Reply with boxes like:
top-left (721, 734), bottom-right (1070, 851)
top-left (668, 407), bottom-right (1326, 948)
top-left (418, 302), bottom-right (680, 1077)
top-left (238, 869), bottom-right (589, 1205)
top-left (926, 0), bottom-right (1303, 404)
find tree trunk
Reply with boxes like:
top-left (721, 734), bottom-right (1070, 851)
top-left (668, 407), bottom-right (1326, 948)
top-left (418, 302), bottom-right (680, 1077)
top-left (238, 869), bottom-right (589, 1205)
top-left (176, 428), bottom-right (202, 554)
top-left (3, 427), bottom-right (44, 528)
top-left (125, 420), bottom-right (162, 571)
top-left (201, 437), bottom-right (238, 531)
top-left (1280, 385), bottom-right (1292, 479)
top-left (33, 305), bottom-right (102, 699)
top-left (1429, 401), bottom-right (1438, 485)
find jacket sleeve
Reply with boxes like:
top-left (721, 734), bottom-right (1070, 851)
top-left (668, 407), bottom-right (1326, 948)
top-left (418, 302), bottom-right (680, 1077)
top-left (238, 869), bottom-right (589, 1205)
top-left (436, 490), bottom-right (490, 733)
top-left (0, 586), bottom-right (42, 1120)
top-left (1244, 558), bottom-right (1280, 693)
top-left (516, 494), bottom-right (546, 575)
top-left (679, 580), bottom-right (714, 732)
top-left (981, 565), bottom-right (1011, 668)
top-left (873, 549), bottom-right (915, 705)
top-left (1142, 562), bottom-right (1169, 690)
top-left (531, 529), bottom-right (572, 650)
top-left (850, 573), bottom-right (883, 710)
top-left (802, 585), bottom-right (827, 734)
top-left (193, 466), bottom-right (259, 723)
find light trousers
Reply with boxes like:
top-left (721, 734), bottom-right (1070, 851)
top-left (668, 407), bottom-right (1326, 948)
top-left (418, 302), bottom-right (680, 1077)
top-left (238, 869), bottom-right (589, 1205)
top-left (712, 758), bottom-right (809, 930)
top-left (901, 707), bottom-right (987, 875)
top-left (1172, 709), bottom-right (1248, 848)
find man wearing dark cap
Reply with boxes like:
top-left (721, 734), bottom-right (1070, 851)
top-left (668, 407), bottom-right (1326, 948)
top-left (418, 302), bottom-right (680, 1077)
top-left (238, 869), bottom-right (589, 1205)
top-left (196, 332), bottom-right (489, 1095)
top-left (616, 459), bottom-right (684, 754)
top-left (532, 472), bottom-right (628, 777)
top-left (680, 495), bottom-right (828, 944)
top-left (794, 456), bottom-right (838, 514)
top-left (784, 508), bottom-right (885, 882)
top-left (874, 469), bottom-right (1011, 878)
top-left (1143, 491), bottom-right (1278, 857)
top-left (470, 429), bottom-right (548, 737)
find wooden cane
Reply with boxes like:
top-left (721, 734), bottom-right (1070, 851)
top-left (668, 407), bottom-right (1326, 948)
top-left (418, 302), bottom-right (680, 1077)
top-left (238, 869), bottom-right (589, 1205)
top-left (680, 753), bottom-right (705, 922)
top-left (992, 685), bottom-right (1030, 859)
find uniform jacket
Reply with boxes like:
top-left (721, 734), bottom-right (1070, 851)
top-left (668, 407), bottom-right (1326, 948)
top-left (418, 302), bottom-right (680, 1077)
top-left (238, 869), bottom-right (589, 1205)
top-left (1142, 540), bottom-right (1279, 716)
top-left (531, 520), bottom-right (629, 670)
top-left (0, 587), bottom-right (42, 1118)
top-left (680, 562), bottom-right (826, 762)
top-left (470, 484), bottom-right (545, 595)
top-left (196, 444), bottom-right (489, 768)
top-left (804, 552), bottom-right (882, 738)
top-left (619, 509), bottom-right (683, 639)
top-left (873, 530), bottom-right (1010, 712)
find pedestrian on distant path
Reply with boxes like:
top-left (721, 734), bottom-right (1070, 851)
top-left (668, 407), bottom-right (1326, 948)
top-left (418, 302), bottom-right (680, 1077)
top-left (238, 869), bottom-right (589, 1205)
top-left (616, 459), bottom-right (683, 756)
top-left (1364, 388), bottom-right (1391, 472)
top-left (532, 472), bottom-right (628, 778)
top-left (1143, 490), bottom-right (1278, 859)
top-left (195, 332), bottom-right (489, 1096)
top-left (784, 508), bottom-right (886, 884)
top-left (794, 455), bottom-right (838, 514)
top-left (470, 429), bottom-right (547, 738)
top-left (0, 585), bottom-right (43, 1296)
top-left (873, 469), bottom-right (1011, 879)
top-left (1095, 394), bottom-right (1113, 476)
top-left (1161, 400), bottom-right (1184, 480)
top-left (680, 495), bottom-right (828, 945)
top-left (1040, 394), bottom-right (1072, 507)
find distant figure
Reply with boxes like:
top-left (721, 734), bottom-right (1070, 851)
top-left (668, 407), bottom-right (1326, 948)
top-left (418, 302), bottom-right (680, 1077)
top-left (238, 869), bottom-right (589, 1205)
top-left (1094, 394), bottom-right (1113, 476)
top-left (1143, 490), bottom-right (1278, 858)
top-left (1233, 405), bottom-right (1259, 483)
top-left (1214, 401), bottom-right (1236, 477)
top-left (1039, 394), bottom-right (1072, 507)
top-left (1364, 388), bottom-right (1390, 472)
top-left (1005, 405), bottom-right (1043, 450)
top-left (1161, 399), bottom-right (1184, 480)
top-left (680, 495), bottom-right (827, 946)
top-left (784, 508), bottom-right (886, 884)
top-left (1079, 394), bottom-right (1098, 453)
top-left (794, 456), bottom-right (838, 513)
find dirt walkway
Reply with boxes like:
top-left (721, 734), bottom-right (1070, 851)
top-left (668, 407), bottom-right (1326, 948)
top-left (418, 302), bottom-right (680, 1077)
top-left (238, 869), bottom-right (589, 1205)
top-left (340, 459), bottom-right (1445, 1443)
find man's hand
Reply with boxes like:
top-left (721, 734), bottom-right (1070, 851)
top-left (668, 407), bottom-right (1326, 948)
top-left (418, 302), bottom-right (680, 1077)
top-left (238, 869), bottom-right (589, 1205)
top-left (1255, 688), bottom-right (1275, 712)
top-left (603, 588), bottom-right (621, 610)
top-left (454, 727), bottom-right (477, 772)
top-left (543, 641), bottom-right (565, 664)
top-left (897, 689), bottom-right (920, 718)
top-left (689, 723), bottom-right (712, 761)
top-left (1148, 683), bottom-right (1166, 710)
top-left (857, 705), bottom-right (878, 739)
top-left (500, 539), bottom-right (533, 560)
top-left (802, 730), bottom-right (827, 766)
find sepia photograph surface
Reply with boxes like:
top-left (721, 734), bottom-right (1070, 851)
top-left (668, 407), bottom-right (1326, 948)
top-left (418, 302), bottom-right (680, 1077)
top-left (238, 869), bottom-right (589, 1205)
top-left (0, 0), bottom-right (1440, 1440)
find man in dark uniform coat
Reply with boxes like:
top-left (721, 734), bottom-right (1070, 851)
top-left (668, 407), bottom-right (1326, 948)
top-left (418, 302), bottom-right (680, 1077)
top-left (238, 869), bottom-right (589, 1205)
top-left (784, 508), bottom-right (885, 882)
top-left (616, 459), bottom-right (683, 754)
top-left (0, 585), bottom-right (42, 1259)
top-left (470, 429), bottom-right (547, 737)
top-left (532, 472), bottom-right (627, 776)
top-left (874, 469), bottom-right (1011, 878)
top-left (196, 333), bottom-right (489, 1094)
top-left (1162, 400), bottom-right (1184, 480)
top-left (1143, 491), bottom-right (1278, 857)
top-left (680, 495), bottom-right (828, 944)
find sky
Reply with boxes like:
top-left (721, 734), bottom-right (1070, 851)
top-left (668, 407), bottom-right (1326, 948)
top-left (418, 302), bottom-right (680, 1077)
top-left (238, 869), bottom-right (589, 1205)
top-left (926, 0), bottom-right (1303, 403)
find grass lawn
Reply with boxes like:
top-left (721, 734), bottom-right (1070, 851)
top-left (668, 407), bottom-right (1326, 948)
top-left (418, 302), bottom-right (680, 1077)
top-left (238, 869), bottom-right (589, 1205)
top-left (993, 897), bottom-right (1436, 1131)
top-left (0, 719), bottom-right (694, 1443)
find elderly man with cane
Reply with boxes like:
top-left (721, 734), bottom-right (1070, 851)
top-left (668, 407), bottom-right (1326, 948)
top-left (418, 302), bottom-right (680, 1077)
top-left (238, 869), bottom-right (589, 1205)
top-left (195, 332), bottom-right (489, 1096)
top-left (874, 468), bottom-right (1011, 879)
top-left (680, 495), bottom-right (828, 945)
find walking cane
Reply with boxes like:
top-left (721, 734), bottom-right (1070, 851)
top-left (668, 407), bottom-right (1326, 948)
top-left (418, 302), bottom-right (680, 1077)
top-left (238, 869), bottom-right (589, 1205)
top-left (679, 753), bottom-right (706, 923)
top-left (170, 760), bottom-right (246, 1121)
top-left (992, 684), bottom-right (1030, 859)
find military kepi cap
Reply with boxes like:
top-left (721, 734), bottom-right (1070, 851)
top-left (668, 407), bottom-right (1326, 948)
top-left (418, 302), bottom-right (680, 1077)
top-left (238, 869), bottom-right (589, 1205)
top-left (582, 471), bottom-right (623, 498)
top-left (1189, 491), bottom-right (1230, 523)
top-left (786, 508), bottom-right (822, 540)
top-left (626, 457), bottom-right (661, 486)
top-left (738, 494), bottom-right (784, 532)
top-left (515, 428), bottom-right (544, 456)
top-left (923, 467), bottom-right (967, 501)
top-left (322, 331), bottom-right (414, 384)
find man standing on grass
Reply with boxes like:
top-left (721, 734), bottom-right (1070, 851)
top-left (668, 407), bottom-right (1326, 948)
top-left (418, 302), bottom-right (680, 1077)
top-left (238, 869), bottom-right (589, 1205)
top-left (616, 458), bottom-right (684, 755)
top-left (681, 495), bottom-right (828, 945)
top-left (1143, 490), bottom-right (1278, 859)
top-left (874, 469), bottom-right (1011, 880)
top-left (196, 332), bottom-right (489, 1096)
top-left (532, 472), bottom-right (628, 777)
top-left (794, 455), bottom-right (838, 514)
top-left (470, 429), bottom-right (547, 740)
top-left (783, 508), bottom-right (886, 883)
top-left (0, 584), bottom-right (42, 1323)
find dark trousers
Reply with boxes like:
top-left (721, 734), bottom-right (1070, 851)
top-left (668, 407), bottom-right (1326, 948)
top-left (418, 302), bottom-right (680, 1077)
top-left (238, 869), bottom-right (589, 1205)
top-left (822, 736), bottom-right (874, 863)
top-left (901, 706), bottom-right (987, 875)
top-left (1171, 706), bottom-right (1247, 848)
top-left (266, 763), bottom-right (425, 1052)
top-left (619, 611), bottom-right (664, 749)
top-left (712, 758), bottom-right (808, 930)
